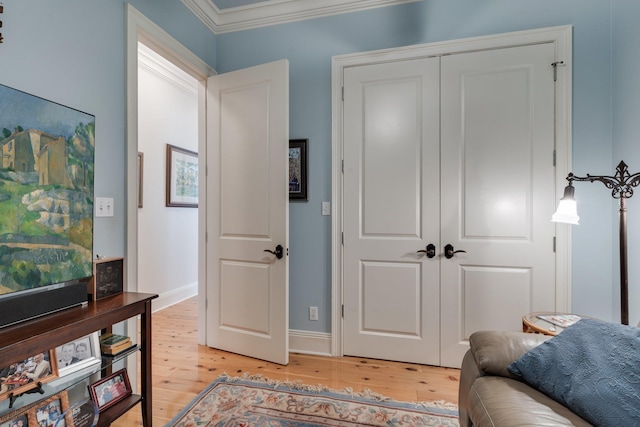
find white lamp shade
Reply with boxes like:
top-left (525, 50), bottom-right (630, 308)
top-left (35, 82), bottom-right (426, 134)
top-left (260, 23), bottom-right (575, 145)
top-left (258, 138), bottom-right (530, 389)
top-left (551, 198), bottom-right (579, 224)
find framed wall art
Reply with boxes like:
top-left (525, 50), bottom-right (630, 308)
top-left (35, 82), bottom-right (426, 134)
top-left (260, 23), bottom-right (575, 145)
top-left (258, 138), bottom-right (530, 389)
top-left (55, 332), bottom-right (101, 377)
top-left (0, 351), bottom-right (58, 402)
top-left (289, 139), bottom-right (308, 201)
top-left (88, 368), bottom-right (132, 413)
top-left (166, 144), bottom-right (198, 207)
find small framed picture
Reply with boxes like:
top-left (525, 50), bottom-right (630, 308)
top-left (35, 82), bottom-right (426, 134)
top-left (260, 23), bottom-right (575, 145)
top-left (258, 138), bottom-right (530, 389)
top-left (88, 369), bottom-right (132, 413)
top-left (88, 257), bottom-right (124, 301)
top-left (55, 333), bottom-right (101, 377)
top-left (289, 139), bottom-right (308, 201)
top-left (0, 351), bottom-right (58, 402)
top-left (166, 144), bottom-right (198, 208)
top-left (0, 410), bottom-right (29, 427)
top-left (29, 391), bottom-right (72, 427)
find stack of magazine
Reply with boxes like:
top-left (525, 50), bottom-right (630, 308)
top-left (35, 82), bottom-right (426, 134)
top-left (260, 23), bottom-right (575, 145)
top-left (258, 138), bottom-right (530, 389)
top-left (100, 333), bottom-right (135, 356)
top-left (537, 314), bottom-right (581, 328)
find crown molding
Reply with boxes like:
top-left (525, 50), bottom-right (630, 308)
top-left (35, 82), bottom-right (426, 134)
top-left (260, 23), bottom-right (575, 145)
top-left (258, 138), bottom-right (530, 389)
top-left (138, 43), bottom-right (198, 96)
top-left (181, 0), bottom-right (420, 34)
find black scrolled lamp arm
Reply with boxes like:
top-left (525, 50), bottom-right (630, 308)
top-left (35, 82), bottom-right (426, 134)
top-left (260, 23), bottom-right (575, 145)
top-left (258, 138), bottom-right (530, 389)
top-left (566, 161), bottom-right (640, 325)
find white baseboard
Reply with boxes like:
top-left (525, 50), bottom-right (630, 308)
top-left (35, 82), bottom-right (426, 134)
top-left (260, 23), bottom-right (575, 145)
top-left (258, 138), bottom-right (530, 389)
top-left (152, 282), bottom-right (198, 313)
top-left (289, 329), bottom-right (332, 356)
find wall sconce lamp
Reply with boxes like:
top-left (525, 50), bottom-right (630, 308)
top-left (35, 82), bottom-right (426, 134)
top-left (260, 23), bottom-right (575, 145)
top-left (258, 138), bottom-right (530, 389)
top-left (552, 161), bottom-right (640, 325)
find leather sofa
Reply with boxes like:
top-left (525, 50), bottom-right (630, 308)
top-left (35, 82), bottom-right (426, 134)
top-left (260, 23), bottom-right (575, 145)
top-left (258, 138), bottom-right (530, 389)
top-left (458, 330), bottom-right (593, 427)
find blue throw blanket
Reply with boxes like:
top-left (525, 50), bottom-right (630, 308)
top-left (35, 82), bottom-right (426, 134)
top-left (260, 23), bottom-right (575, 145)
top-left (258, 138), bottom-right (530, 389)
top-left (508, 318), bottom-right (640, 427)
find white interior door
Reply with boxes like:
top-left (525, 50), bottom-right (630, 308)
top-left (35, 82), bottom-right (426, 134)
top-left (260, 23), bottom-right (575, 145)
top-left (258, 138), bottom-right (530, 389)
top-left (342, 58), bottom-right (441, 365)
top-left (206, 60), bottom-right (289, 365)
top-left (439, 43), bottom-right (556, 367)
top-left (342, 42), bottom-right (557, 368)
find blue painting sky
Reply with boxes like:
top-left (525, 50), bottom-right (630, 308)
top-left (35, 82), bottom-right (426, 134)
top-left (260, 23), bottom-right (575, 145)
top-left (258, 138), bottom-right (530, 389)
top-left (0, 84), bottom-right (94, 139)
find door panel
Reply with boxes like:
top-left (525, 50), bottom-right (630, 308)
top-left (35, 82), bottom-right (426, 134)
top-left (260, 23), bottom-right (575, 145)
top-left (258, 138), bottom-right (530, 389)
top-left (343, 58), bottom-right (441, 365)
top-left (206, 60), bottom-right (289, 365)
top-left (440, 43), bottom-right (556, 367)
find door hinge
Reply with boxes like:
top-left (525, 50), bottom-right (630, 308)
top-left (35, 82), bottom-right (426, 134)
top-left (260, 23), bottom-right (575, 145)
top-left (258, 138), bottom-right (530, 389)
top-left (341, 159), bottom-right (344, 173)
top-left (551, 61), bottom-right (564, 82)
top-left (553, 150), bottom-right (556, 167)
top-left (341, 304), bottom-right (344, 318)
top-left (553, 236), bottom-right (556, 253)
top-left (341, 86), bottom-right (344, 101)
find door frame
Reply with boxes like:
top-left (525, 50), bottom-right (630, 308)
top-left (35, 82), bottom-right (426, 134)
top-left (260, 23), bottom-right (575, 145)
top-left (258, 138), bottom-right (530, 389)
top-left (331, 25), bottom-right (573, 357)
top-left (125, 5), bottom-right (215, 351)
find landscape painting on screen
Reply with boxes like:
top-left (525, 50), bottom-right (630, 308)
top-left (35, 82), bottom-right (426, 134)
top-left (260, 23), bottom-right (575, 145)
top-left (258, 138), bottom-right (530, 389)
top-left (0, 83), bottom-right (95, 296)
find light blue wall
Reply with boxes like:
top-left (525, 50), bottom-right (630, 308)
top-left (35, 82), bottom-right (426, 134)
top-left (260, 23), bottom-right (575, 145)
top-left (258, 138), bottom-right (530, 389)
top-left (4, 0), bottom-right (638, 332)
top-left (217, 0), bottom-right (621, 330)
top-left (1, 0), bottom-right (215, 258)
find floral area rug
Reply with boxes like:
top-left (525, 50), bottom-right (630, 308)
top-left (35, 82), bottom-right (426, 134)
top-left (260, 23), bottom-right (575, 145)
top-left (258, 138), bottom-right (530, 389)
top-left (166, 373), bottom-right (459, 426)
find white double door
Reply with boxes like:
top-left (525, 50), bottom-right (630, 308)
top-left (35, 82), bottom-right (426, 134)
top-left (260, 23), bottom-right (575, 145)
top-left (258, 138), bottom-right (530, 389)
top-left (343, 43), bottom-right (557, 368)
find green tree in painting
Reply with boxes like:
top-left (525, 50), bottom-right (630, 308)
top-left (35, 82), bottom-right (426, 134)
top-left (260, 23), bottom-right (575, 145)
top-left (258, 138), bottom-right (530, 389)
top-left (9, 259), bottom-right (41, 289)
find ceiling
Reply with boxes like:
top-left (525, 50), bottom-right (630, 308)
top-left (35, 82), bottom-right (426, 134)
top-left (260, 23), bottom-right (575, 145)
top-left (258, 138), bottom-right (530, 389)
top-left (182, 0), bottom-right (420, 34)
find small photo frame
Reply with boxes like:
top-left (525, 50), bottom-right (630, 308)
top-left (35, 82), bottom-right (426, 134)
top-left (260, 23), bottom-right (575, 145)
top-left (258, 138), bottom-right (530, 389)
top-left (289, 139), bottom-right (308, 201)
top-left (166, 144), bottom-right (198, 208)
top-left (88, 257), bottom-right (124, 301)
top-left (30, 391), bottom-right (72, 427)
top-left (0, 351), bottom-right (58, 402)
top-left (88, 369), bottom-right (132, 413)
top-left (55, 333), bottom-right (101, 377)
top-left (0, 410), bottom-right (29, 427)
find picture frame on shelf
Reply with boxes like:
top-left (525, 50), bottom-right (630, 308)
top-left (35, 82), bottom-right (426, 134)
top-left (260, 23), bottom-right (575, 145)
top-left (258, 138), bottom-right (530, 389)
top-left (87, 257), bottom-right (124, 301)
top-left (55, 332), bottom-right (101, 377)
top-left (166, 144), bottom-right (198, 208)
top-left (30, 391), bottom-right (72, 427)
top-left (0, 409), bottom-right (29, 426)
top-left (88, 368), bottom-right (132, 413)
top-left (0, 350), bottom-right (58, 402)
top-left (55, 399), bottom-right (99, 427)
top-left (289, 139), bottom-right (308, 201)
top-left (0, 411), bottom-right (28, 427)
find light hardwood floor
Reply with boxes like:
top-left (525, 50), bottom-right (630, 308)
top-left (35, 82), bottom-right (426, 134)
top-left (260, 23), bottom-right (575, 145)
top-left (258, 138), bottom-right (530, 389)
top-left (112, 297), bottom-right (460, 426)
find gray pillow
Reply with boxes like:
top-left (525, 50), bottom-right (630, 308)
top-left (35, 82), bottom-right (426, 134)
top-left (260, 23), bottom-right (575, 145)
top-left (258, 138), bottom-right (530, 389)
top-left (508, 318), bottom-right (640, 427)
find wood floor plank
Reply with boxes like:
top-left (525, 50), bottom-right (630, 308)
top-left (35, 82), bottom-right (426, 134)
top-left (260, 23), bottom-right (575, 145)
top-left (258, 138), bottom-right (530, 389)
top-left (111, 297), bottom-right (460, 426)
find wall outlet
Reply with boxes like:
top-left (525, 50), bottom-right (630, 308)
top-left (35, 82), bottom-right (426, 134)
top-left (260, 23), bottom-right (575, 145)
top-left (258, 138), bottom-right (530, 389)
top-left (309, 306), bottom-right (319, 321)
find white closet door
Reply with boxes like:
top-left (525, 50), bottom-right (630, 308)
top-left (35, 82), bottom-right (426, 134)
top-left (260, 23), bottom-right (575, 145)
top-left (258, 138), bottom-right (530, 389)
top-left (342, 58), bottom-right (442, 365)
top-left (440, 43), bottom-right (557, 367)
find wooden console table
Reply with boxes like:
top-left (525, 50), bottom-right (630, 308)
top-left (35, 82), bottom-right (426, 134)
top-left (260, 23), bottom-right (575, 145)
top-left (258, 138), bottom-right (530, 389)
top-left (0, 292), bottom-right (158, 427)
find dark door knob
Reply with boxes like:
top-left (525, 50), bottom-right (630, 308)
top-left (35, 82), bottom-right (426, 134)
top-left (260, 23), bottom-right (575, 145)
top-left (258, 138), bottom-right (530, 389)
top-left (444, 243), bottom-right (467, 259)
top-left (264, 244), bottom-right (284, 259)
top-left (417, 243), bottom-right (436, 258)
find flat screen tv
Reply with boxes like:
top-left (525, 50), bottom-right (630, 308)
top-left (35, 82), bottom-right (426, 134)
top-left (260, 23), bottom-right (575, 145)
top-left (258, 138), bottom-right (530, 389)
top-left (0, 83), bottom-right (94, 328)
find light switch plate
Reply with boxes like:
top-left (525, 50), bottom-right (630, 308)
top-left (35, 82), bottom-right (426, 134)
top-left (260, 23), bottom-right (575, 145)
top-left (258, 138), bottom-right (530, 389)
top-left (95, 197), bottom-right (114, 217)
top-left (321, 201), bottom-right (331, 216)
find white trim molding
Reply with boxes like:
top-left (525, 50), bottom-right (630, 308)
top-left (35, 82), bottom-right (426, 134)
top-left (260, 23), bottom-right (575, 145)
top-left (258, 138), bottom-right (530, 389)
top-left (289, 329), bottom-right (332, 357)
top-left (152, 282), bottom-right (199, 313)
top-left (181, 0), bottom-right (420, 34)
